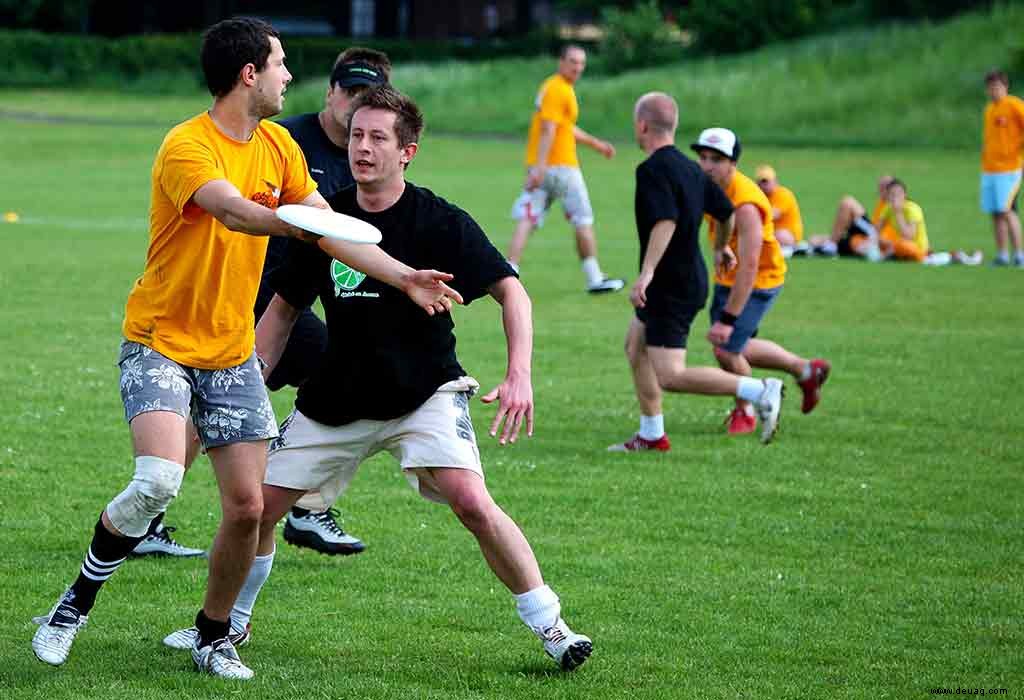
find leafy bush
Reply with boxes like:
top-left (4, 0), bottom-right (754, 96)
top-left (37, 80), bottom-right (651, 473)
top-left (596, 1), bottom-right (685, 73)
top-left (683, 0), bottom-right (835, 54)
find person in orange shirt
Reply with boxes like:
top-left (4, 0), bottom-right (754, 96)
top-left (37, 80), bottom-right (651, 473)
top-left (693, 128), bottom-right (831, 437)
top-left (808, 175), bottom-right (891, 259)
top-left (755, 164), bottom-right (806, 257)
top-left (980, 69), bottom-right (1024, 266)
top-left (30, 18), bottom-right (461, 680)
top-left (506, 45), bottom-right (624, 293)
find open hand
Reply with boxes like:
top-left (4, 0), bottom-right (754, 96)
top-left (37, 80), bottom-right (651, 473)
top-left (403, 270), bottom-right (464, 316)
top-left (480, 373), bottom-right (534, 445)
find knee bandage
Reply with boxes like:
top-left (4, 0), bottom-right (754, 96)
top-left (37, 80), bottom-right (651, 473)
top-left (106, 456), bottom-right (185, 537)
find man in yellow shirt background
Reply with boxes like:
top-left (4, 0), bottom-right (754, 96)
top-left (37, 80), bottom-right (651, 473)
top-left (694, 128), bottom-right (830, 437)
top-left (506, 45), bottom-right (624, 293)
top-left (980, 69), bottom-right (1024, 266)
top-left (755, 164), bottom-right (806, 257)
top-left (876, 178), bottom-right (929, 262)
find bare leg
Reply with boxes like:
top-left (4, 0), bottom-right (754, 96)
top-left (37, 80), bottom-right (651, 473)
top-left (993, 213), bottom-right (1009, 256)
top-left (574, 224), bottom-right (598, 260)
top-left (507, 218), bottom-right (535, 265)
top-left (775, 229), bottom-right (796, 247)
top-left (1008, 211), bottom-right (1023, 253)
top-left (258, 483), bottom-right (306, 556)
top-left (624, 319), bottom-right (663, 417)
top-left (202, 440), bottom-right (268, 621)
top-left (647, 345), bottom-right (743, 395)
top-left (742, 338), bottom-right (807, 378)
top-left (713, 346), bottom-right (754, 411)
top-left (831, 196), bottom-right (866, 241)
top-left (425, 468), bottom-right (542, 594)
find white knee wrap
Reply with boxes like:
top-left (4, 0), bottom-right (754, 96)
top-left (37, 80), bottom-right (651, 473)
top-left (106, 456), bottom-right (185, 537)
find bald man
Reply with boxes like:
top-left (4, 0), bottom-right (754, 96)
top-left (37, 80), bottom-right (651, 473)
top-left (609, 93), bottom-right (784, 451)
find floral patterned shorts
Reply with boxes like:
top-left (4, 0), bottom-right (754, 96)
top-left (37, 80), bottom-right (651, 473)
top-left (117, 340), bottom-right (279, 450)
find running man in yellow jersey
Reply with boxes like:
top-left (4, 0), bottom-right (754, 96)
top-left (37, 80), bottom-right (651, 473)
top-left (980, 69), bottom-right (1024, 266)
top-left (506, 45), bottom-right (624, 293)
top-left (755, 164), bottom-right (807, 257)
top-left (31, 18), bottom-right (461, 680)
top-left (693, 128), bottom-right (831, 434)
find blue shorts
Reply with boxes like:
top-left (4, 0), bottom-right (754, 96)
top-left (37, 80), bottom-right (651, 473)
top-left (980, 170), bottom-right (1021, 214)
top-left (709, 284), bottom-right (782, 353)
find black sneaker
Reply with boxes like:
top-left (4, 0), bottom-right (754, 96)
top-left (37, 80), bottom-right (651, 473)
top-left (130, 525), bottom-right (205, 558)
top-left (283, 508), bottom-right (366, 555)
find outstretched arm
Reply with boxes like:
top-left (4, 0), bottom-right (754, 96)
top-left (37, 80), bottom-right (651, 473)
top-left (480, 276), bottom-right (534, 444)
top-left (573, 126), bottom-right (615, 159)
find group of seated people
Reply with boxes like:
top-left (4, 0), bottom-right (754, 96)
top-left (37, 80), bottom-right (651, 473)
top-left (754, 168), bottom-right (982, 266)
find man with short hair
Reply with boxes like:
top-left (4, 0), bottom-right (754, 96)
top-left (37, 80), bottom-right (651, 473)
top-left (980, 69), bottom-right (1024, 266)
top-left (808, 175), bottom-right (892, 260)
top-left (165, 85), bottom-right (593, 675)
top-left (31, 19), bottom-right (460, 679)
top-left (506, 45), bottom-right (624, 293)
top-left (755, 164), bottom-right (806, 257)
top-left (876, 178), bottom-right (930, 262)
top-left (131, 47), bottom-right (394, 560)
top-left (609, 93), bottom-right (784, 451)
top-left (694, 127), bottom-right (831, 432)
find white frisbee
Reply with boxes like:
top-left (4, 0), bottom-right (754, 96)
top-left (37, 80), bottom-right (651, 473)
top-left (276, 204), bottom-right (382, 244)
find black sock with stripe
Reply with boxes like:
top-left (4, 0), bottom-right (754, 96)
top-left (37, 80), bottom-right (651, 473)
top-left (66, 516), bottom-right (145, 615)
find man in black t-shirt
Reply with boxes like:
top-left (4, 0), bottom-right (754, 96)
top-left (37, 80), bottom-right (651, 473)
top-left (608, 93), bottom-right (784, 452)
top-left (165, 86), bottom-right (593, 672)
top-left (133, 49), bottom-right (391, 560)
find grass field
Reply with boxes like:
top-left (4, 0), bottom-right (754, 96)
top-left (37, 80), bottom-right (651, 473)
top-left (1, 92), bottom-right (1022, 699)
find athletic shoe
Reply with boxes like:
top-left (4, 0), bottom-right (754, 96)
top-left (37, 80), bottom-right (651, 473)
top-left (1015, 254), bottom-right (1024, 268)
top-left (192, 637), bottom-right (253, 680)
top-left (164, 622), bottom-right (251, 651)
top-left (607, 433), bottom-right (671, 452)
top-left (951, 250), bottom-right (983, 266)
top-left (31, 590), bottom-right (88, 666)
top-left (990, 256), bottom-right (1010, 267)
top-left (798, 359), bottom-right (831, 414)
top-left (791, 241), bottom-right (811, 257)
top-left (754, 378), bottom-right (784, 444)
top-left (725, 408), bottom-right (756, 435)
top-left (283, 508), bottom-right (365, 556)
top-left (130, 525), bottom-right (205, 558)
top-left (540, 618), bottom-right (592, 671)
top-left (587, 277), bottom-right (625, 294)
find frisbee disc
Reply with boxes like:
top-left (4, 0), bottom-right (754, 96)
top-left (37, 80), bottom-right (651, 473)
top-left (276, 205), bottom-right (382, 244)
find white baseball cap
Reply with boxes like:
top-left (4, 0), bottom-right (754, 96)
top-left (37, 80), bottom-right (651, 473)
top-left (690, 127), bottom-right (742, 161)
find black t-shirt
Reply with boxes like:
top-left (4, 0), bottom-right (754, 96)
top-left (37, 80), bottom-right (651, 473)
top-left (634, 145), bottom-right (733, 307)
top-left (270, 182), bottom-right (516, 426)
top-left (258, 112), bottom-right (354, 303)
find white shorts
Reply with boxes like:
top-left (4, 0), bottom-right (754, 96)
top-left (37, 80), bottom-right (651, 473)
top-left (511, 166), bottom-right (594, 228)
top-left (265, 377), bottom-right (483, 506)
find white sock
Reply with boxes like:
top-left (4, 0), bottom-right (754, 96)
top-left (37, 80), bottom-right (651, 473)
top-left (581, 257), bottom-right (603, 287)
top-left (230, 547), bottom-right (275, 629)
top-left (736, 377), bottom-right (765, 403)
top-left (638, 414), bottom-right (664, 440)
top-left (798, 362), bottom-right (812, 381)
top-left (1015, 251), bottom-right (1024, 264)
top-left (515, 584), bottom-right (560, 635)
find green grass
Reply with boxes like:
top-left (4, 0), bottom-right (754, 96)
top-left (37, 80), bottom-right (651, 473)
top-left (3, 3), bottom-right (1022, 148)
top-left (1, 95), bottom-right (1022, 699)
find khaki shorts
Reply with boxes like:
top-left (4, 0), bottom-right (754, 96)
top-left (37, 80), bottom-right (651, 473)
top-left (511, 166), bottom-right (594, 228)
top-left (265, 378), bottom-right (482, 505)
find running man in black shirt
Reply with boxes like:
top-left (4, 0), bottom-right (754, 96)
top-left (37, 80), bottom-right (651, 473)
top-left (609, 93), bottom-right (783, 452)
top-left (165, 86), bottom-right (593, 672)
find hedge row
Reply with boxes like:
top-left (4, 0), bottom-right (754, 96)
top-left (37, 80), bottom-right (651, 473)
top-left (0, 29), bottom-right (589, 89)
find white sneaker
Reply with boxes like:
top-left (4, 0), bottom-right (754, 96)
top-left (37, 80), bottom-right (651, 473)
top-left (586, 277), bottom-right (625, 294)
top-left (164, 622), bottom-right (251, 650)
top-left (31, 590), bottom-right (88, 666)
top-left (192, 637), bottom-right (254, 680)
top-left (131, 525), bottom-right (205, 558)
top-left (283, 508), bottom-right (365, 555)
top-left (540, 618), bottom-right (592, 671)
top-left (754, 378), bottom-right (784, 444)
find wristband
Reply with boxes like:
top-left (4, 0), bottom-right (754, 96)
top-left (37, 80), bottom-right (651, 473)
top-left (719, 311), bottom-right (738, 326)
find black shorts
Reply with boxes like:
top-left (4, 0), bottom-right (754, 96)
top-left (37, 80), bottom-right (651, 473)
top-left (636, 299), bottom-right (701, 349)
top-left (254, 285), bottom-right (328, 391)
top-left (838, 215), bottom-right (875, 256)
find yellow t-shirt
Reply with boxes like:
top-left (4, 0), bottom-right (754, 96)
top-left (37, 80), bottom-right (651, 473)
top-left (525, 74), bottom-right (579, 168)
top-left (877, 200), bottom-right (929, 252)
top-left (122, 113), bottom-right (318, 370)
top-left (982, 95), bottom-right (1024, 173)
top-left (869, 198), bottom-right (886, 227)
top-left (707, 170), bottom-right (786, 289)
top-left (767, 184), bottom-right (804, 241)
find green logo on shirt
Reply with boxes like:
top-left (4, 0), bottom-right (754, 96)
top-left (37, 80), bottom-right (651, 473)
top-left (331, 259), bottom-right (366, 294)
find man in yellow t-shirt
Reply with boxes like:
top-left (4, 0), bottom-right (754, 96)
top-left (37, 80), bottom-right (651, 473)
top-left (876, 179), bottom-right (929, 262)
top-left (755, 164), bottom-right (806, 257)
top-left (31, 19), bottom-right (461, 679)
top-left (506, 45), bottom-right (624, 293)
top-left (693, 128), bottom-right (830, 440)
top-left (980, 69), bottom-right (1024, 266)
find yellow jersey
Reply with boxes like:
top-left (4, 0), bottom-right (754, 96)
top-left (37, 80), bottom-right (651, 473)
top-left (123, 112), bottom-right (317, 369)
top-left (877, 199), bottom-right (929, 252)
top-left (982, 95), bottom-right (1024, 173)
top-left (707, 170), bottom-right (786, 289)
top-left (766, 184), bottom-right (804, 241)
top-left (525, 74), bottom-right (579, 168)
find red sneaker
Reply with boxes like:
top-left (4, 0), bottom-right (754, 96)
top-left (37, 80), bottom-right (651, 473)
top-left (798, 359), bottom-right (831, 414)
top-left (607, 433), bottom-right (671, 452)
top-left (726, 408), bottom-right (757, 435)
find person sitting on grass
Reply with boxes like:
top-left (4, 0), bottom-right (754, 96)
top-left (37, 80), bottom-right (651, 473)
top-left (755, 164), bottom-right (807, 258)
top-left (875, 178), bottom-right (929, 262)
top-left (808, 175), bottom-right (892, 259)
